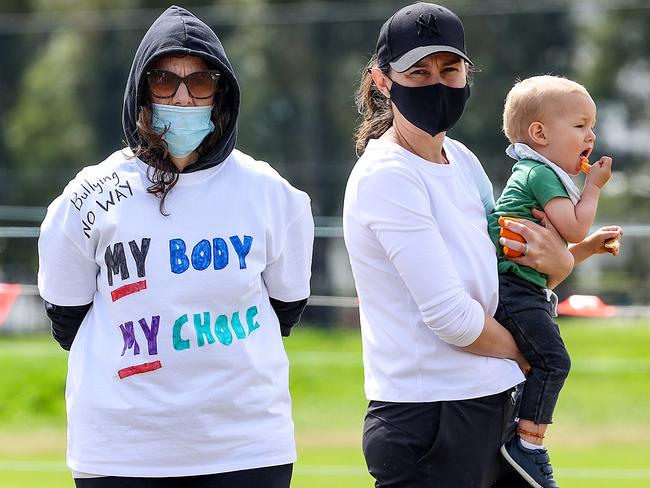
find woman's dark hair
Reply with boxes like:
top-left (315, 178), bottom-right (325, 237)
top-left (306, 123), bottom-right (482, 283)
top-left (132, 62), bottom-right (232, 215)
top-left (354, 54), bottom-right (393, 156)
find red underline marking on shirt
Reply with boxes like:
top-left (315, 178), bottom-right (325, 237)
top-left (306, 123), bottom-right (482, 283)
top-left (111, 280), bottom-right (147, 302)
top-left (118, 360), bottom-right (162, 379)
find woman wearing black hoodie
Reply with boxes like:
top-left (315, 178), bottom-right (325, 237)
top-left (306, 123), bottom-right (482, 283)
top-left (37, 6), bottom-right (313, 487)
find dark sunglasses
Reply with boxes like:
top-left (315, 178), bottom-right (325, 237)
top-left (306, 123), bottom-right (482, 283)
top-left (145, 69), bottom-right (221, 99)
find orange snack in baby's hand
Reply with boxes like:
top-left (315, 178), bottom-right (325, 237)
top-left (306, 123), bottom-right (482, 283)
top-left (498, 216), bottom-right (526, 258)
top-left (580, 157), bottom-right (591, 174)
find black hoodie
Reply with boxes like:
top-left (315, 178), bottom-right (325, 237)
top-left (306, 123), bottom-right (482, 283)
top-left (46, 6), bottom-right (306, 346)
top-left (122, 5), bottom-right (240, 173)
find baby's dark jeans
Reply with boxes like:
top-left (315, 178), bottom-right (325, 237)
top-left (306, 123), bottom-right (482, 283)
top-left (495, 272), bottom-right (571, 424)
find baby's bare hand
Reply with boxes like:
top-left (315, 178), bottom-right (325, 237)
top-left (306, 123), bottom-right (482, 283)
top-left (584, 225), bottom-right (623, 255)
top-left (586, 156), bottom-right (612, 188)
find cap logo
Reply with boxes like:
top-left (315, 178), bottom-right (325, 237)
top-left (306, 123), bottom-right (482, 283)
top-left (416, 13), bottom-right (440, 37)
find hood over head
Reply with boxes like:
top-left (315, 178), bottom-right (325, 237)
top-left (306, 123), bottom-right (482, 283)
top-left (122, 5), bottom-right (240, 172)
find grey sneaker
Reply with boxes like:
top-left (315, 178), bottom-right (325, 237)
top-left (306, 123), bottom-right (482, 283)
top-left (500, 436), bottom-right (559, 488)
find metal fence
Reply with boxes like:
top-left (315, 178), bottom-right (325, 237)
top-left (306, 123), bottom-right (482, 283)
top-left (1, 206), bottom-right (649, 333)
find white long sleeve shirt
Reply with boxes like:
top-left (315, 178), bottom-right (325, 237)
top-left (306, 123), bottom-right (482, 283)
top-left (343, 138), bottom-right (523, 402)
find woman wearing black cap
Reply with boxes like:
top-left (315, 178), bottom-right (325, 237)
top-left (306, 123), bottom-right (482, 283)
top-left (38, 6), bottom-right (313, 487)
top-left (343, 2), bottom-right (595, 487)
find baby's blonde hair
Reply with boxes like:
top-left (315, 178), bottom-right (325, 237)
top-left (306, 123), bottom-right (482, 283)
top-left (502, 75), bottom-right (591, 144)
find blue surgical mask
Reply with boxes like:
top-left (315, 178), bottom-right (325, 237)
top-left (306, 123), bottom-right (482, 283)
top-left (151, 103), bottom-right (215, 158)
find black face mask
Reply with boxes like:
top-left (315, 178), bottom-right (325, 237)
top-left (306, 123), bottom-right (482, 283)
top-left (388, 80), bottom-right (471, 137)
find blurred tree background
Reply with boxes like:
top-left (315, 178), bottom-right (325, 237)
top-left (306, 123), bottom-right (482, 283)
top-left (1, 0), bottom-right (649, 310)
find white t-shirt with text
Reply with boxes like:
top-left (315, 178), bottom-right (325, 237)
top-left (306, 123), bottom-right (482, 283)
top-left (38, 149), bottom-right (313, 477)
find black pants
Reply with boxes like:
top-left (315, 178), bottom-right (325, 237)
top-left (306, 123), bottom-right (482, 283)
top-left (362, 388), bottom-right (528, 488)
top-left (495, 272), bottom-right (571, 424)
top-left (74, 464), bottom-right (293, 488)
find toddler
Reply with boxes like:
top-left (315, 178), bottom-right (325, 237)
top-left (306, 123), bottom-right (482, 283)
top-left (488, 75), bottom-right (613, 488)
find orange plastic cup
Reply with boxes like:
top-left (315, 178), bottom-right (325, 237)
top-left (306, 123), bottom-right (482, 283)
top-left (498, 216), bottom-right (526, 258)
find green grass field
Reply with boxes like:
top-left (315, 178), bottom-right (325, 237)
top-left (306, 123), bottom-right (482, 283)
top-left (1, 319), bottom-right (649, 487)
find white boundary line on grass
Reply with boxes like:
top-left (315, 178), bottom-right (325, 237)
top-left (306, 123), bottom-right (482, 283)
top-left (1, 462), bottom-right (650, 479)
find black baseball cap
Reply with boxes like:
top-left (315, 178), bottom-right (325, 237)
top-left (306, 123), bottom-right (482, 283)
top-left (376, 2), bottom-right (473, 72)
